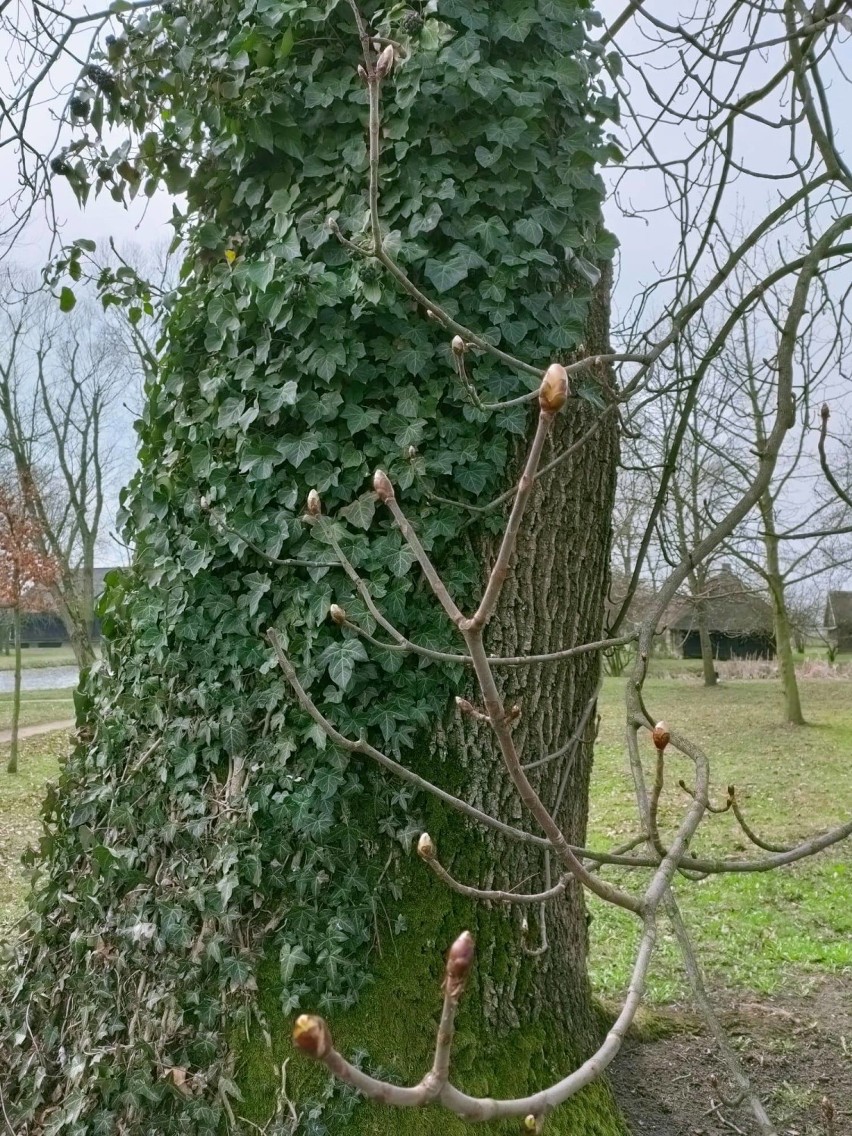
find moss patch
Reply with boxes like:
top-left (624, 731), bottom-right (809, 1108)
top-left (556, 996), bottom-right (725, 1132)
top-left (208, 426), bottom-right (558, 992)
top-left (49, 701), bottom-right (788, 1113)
top-left (234, 847), bottom-right (628, 1136)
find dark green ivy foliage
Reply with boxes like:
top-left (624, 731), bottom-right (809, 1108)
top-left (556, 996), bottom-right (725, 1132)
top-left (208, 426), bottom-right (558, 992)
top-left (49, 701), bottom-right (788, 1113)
top-left (3, 1), bottom-right (619, 1131)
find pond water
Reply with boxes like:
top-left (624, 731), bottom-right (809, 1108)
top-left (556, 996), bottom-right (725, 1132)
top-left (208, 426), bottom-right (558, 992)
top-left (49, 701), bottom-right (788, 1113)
top-left (0, 666), bottom-right (80, 693)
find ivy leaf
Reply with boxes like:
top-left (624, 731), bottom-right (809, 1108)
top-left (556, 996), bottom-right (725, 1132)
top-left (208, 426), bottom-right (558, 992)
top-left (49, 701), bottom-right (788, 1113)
top-left (514, 218), bottom-right (544, 246)
top-left (339, 493), bottom-right (376, 531)
top-left (424, 255), bottom-right (470, 293)
top-left (277, 437), bottom-right (319, 467)
top-left (280, 942), bottom-right (310, 984)
top-left (59, 287), bottom-right (76, 312)
top-left (321, 639), bottom-right (368, 690)
top-left (220, 719), bottom-right (247, 755)
top-left (386, 545), bottom-right (416, 577)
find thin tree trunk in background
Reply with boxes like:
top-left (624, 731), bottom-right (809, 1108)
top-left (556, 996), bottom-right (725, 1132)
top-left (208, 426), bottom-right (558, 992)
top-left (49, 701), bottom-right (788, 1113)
top-left (696, 603), bottom-right (718, 686)
top-left (7, 605), bottom-right (21, 774)
top-left (52, 572), bottom-right (96, 668)
top-left (760, 498), bottom-right (804, 725)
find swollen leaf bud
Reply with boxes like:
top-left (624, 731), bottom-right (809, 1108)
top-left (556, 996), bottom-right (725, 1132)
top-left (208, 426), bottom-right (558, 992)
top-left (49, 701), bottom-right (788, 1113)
top-left (357, 64), bottom-right (368, 82)
top-left (329, 604), bottom-right (346, 626)
top-left (651, 721), bottom-right (670, 752)
top-left (444, 930), bottom-right (475, 995)
top-left (407, 445), bottom-right (417, 461)
top-left (539, 363), bottom-right (569, 414)
top-left (293, 1014), bottom-right (331, 1059)
top-left (306, 489), bottom-right (322, 517)
top-left (376, 44), bottom-right (395, 77)
top-left (821, 403), bottom-right (830, 421)
top-left (417, 832), bottom-right (435, 860)
top-left (373, 468), bottom-right (395, 503)
top-left (451, 334), bottom-right (466, 355)
top-left (524, 1117), bottom-right (538, 1133)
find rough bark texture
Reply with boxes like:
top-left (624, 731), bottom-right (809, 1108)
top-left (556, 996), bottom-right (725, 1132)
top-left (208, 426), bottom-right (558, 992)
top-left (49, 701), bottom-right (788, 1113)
top-left (238, 282), bottom-right (628, 1135)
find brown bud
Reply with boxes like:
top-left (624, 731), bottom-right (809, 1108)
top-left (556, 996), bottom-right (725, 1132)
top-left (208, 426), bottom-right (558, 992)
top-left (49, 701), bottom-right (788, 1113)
top-left (329, 604), bottom-right (346, 626)
top-left (306, 489), bottom-right (322, 517)
top-left (373, 468), bottom-right (395, 503)
top-left (651, 721), bottom-right (670, 751)
top-left (821, 403), bottom-right (830, 421)
top-left (293, 1014), bottom-right (331, 1059)
top-left (451, 334), bottom-right (466, 355)
top-left (376, 44), bottom-right (395, 77)
top-left (417, 832), bottom-right (435, 860)
top-left (445, 930), bottom-right (475, 995)
top-left (539, 362), bottom-right (569, 414)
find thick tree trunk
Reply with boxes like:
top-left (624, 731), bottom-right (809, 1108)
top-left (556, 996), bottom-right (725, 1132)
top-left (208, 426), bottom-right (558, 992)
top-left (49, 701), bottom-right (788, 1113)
top-left (241, 293), bottom-right (625, 1136)
top-left (7, 605), bottom-right (21, 775)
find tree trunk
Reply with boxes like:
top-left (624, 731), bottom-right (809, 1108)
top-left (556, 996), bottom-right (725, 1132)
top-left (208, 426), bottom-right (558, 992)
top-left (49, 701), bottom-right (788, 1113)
top-left (7, 605), bottom-right (21, 775)
top-left (696, 602), bottom-right (718, 686)
top-left (52, 574), bottom-right (96, 668)
top-left (760, 500), bottom-right (804, 725)
top-left (239, 292), bottom-right (623, 1136)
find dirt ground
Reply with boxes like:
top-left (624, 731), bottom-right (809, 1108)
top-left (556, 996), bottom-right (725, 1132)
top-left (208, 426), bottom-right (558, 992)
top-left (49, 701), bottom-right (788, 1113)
top-left (610, 977), bottom-right (851, 1135)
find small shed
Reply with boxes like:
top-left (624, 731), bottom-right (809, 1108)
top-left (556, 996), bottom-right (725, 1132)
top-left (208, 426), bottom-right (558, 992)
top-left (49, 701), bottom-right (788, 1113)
top-left (668, 568), bottom-right (776, 660)
top-left (824, 591), bottom-right (852, 653)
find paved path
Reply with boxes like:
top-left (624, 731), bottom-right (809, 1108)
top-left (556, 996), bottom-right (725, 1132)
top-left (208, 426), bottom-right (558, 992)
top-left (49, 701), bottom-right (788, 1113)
top-left (0, 719), bottom-right (75, 745)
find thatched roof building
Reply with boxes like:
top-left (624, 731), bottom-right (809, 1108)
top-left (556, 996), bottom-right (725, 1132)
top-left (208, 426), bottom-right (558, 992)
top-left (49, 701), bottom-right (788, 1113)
top-left (667, 567), bottom-right (776, 660)
top-left (824, 590), bottom-right (852, 653)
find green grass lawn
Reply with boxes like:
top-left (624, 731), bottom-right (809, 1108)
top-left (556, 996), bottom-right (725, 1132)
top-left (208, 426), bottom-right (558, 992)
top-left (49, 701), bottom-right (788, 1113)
top-left (0, 689), bottom-right (75, 732)
top-left (0, 732), bottom-right (68, 930)
top-left (0, 646), bottom-right (82, 671)
top-left (588, 677), bottom-right (852, 1002)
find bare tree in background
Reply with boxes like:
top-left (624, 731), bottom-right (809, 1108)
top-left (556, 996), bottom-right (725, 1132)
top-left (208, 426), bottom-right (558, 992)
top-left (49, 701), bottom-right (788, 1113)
top-left (706, 303), bottom-right (852, 722)
top-left (0, 273), bottom-right (134, 665)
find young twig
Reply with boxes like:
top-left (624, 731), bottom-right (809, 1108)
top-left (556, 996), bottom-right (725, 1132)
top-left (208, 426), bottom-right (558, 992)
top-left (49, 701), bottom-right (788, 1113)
top-left (417, 833), bottom-right (568, 906)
